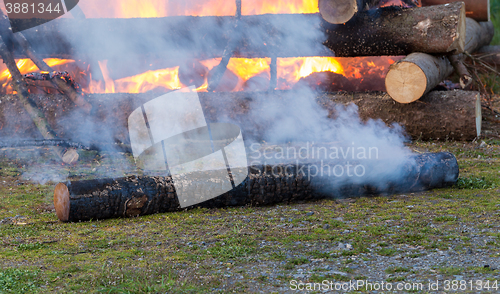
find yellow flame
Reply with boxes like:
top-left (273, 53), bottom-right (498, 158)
top-left (278, 57), bottom-right (344, 83)
top-left (243, 0), bottom-right (318, 14)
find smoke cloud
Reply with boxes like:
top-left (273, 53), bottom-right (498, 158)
top-left (0, 1), bottom-right (417, 196)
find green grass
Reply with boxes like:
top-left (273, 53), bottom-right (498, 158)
top-left (456, 176), bottom-right (496, 189)
top-left (0, 268), bottom-right (40, 293)
top-left (0, 141), bottom-right (500, 292)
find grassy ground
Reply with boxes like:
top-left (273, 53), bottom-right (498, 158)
top-left (0, 140), bottom-right (500, 293)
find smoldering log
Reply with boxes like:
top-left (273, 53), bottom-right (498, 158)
top-left (0, 35), bottom-right (78, 164)
top-left (54, 152), bottom-right (459, 222)
top-left (421, 0), bottom-right (490, 22)
top-left (385, 18), bottom-right (494, 103)
top-left (0, 90), bottom-right (482, 144)
top-left (8, 3), bottom-right (466, 61)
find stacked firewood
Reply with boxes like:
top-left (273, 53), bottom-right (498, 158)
top-left (0, 0), bottom-right (496, 162)
top-left (319, 0), bottom-right (494, 103)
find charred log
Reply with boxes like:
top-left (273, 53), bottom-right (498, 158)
top-left (54, 152), bottom-right (459, 222)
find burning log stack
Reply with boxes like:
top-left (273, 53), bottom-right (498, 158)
top-left (0, 0), bottom-right (490, 221)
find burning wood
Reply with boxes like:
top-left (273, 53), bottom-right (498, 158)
top-left (0, 9), bottom-right (92, 114)
top-left (0, 35), bottom-right (78, 164)
top-left (9, 2), bottom-right (466, 62)
top-left (53, 152), bottom-right (459, 222)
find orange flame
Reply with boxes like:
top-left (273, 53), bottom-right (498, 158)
top-left (0, 1), bottom-right (401, 95)
top-left (0, 58), bottom-right (75, 93)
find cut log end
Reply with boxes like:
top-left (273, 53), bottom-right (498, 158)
top-left (318, 0), bottom-right (359, 24)
top-left (62, 148), bottom-right (79, 164)
top-left (385, 62), bottom-right (427, 104)
top-left (54, 183), bottom-right (70, 222)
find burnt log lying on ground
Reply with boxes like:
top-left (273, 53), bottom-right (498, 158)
top-left (54, 152), bottom-right (459, 222)
top-left (9, 2), bottom-right (465, 62)
top-left (0, 90), bottom-right (482, 145)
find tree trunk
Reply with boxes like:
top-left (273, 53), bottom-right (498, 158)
top-left (421, 0), bottom-right (490, 22)
top-left (386, 18), bottom-right (493, 103)
top-left (8, 3), bottom-right (466, 60)
top-left (54, 152), bottom-right (459, 222)
top-left (318, 0), bottom-right (365, 24)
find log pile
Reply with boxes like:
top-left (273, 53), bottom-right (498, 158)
top-left (54, 152), bottom-right (459, 222)
top-left (385, 17), bottom-right (494, 103)
top-left (0, 1), bottom-right (490, 220)
top-left (4, 2), bottom-right (467, 60)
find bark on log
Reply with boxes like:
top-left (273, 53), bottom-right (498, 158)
top-left (0, 90), bottom-right (482, 144)
top-left (7, 3), bottom-right (465, 61)
top-left (323, 2), bottom-right (466, 56)
top-left (385, 18), bottom-right (493, 103)
top-left (421, 0), bottom-right (490, 22)
top-left (54, 152), bottom-right (459, 222)
top-left (319, 90), bottom-right (481, 140)
top-left (463, 19), bottom-right (495, 54)
top-left (318, 0), bottom-right (365, 24)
